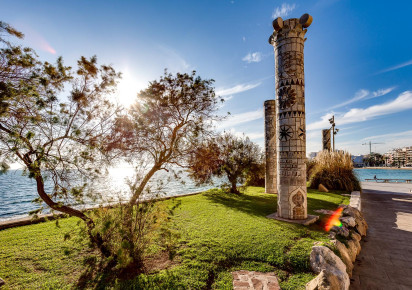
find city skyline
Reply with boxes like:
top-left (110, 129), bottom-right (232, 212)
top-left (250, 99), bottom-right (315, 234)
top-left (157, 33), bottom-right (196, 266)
top-left (2, 0), bottom-right (412, 155)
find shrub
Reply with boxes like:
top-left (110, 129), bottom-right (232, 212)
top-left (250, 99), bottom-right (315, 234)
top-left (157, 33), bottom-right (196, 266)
top-left (309, 151), bottom-right (361, 192)
top-left (305, 158), bottom-right (317, 180)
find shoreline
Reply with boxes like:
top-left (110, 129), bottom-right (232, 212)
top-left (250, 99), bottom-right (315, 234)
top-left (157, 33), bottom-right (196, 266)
top-left (356, 167), bottom-right (412, 170)
top-left (0, 190), bottom-right (205, 231)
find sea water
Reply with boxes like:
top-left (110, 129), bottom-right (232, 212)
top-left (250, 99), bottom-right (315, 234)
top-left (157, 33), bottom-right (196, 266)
top-left (0, 168), bottom-right (217, 221)
top-left (354, 168), bottom-right (412, 181)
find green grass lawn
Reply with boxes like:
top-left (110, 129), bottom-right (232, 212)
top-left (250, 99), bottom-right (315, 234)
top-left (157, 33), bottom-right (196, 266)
top-left (0, 187), bottom-right (349, 289)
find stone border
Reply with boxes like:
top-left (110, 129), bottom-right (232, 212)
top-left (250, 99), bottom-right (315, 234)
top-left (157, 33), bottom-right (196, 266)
top-left (306, 195), bottom-right (368, 290)
top-left (349, 191), bottom-right (361, 211)
top-left (0, 191), bottom-right (204, 231)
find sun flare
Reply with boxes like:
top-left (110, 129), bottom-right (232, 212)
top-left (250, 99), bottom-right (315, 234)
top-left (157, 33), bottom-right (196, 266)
top-left (115, 69), bottom-right (143, 108)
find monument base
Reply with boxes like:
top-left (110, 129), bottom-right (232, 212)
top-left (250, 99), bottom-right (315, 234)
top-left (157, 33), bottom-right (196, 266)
top-left (266, 212), bottom-right (319, 226)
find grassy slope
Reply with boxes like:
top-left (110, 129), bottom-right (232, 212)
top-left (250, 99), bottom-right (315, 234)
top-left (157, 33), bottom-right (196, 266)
top-left (0, 187), bottom-right (349, 289)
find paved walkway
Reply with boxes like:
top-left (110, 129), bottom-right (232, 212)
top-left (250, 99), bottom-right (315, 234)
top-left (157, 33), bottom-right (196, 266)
top-left (350, 182), bottom-right (412, 290)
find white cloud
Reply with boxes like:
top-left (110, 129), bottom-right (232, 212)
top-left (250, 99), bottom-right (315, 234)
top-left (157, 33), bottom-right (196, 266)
top-left (242, 36), bottom-right (246, 42)
top-left (372, 87), bottom-right (395, 98)
top-left (228, 129), bottom-right (264, 140)
top-left (242, 52), bottom-right (262, 63)
top-left (329, 87), bottom-right (395, 110)
top-left (361, 130), bottom-right (412, 142)
top-left (377, 59), bottom-right (412, 74)
top-left (216, 82), bottom-right (261, 96)
top-left (223, 95), bottom-right (234, 102)
top-left (308, 91), bottom-right (412, 131)
top-left (272, 3), bottom-right (296, 19)
top-left (330, 89), bottom-right (369, 109)
top-left (217, 109), bottom-right (263, 129)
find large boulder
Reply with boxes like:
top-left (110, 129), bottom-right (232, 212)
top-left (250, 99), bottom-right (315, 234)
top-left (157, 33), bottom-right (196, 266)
top-left (308, 246), bottom-right (350, 290)
top-left (331, 239), bottom-right (354, 277)
top-left (341, 205), bottom-right (363, 220)
top-left (345, 240), bottom-right (358, 262)
top-left (355, 219), bottom-right (368, 236)
top-left (306, 270), bottom-right (341, 290)
top-left (341, 205), bottom-right (368, 236)
top-left (330, 226), bottom-right (349, 238)
top-left (339, 216), bottom-right (356, 228)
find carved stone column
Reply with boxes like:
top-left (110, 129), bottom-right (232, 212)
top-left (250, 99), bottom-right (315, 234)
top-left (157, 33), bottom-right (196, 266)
top-left (269, 14), bottom-right (312, 220)
top-left (264, 100), bottom-right (277, 194)
top-left (322, 129), bottom-right (331, 151)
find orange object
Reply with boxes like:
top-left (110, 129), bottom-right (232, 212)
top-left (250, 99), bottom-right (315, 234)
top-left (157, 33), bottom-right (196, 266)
top-left (325, 207), bottom-right (343, 231)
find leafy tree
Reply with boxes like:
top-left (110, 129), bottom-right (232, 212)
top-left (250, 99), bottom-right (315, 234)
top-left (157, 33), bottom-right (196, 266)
top-left (188, 132), bottom-right (263, 194)
top-left (101, 70), bottom-right (224, 269)
top-left (0, 22), bottom-right (121, 257)
top-left (364, 153), bottom-right (384, 167)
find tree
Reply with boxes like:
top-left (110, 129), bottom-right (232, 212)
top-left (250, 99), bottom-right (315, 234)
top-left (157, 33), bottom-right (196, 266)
top-left (364, 153), bottom-right (384, 167)
top-left (0, 22), bottom-right (121, 257)
top-left (188, 132), bottom-right (263, 194)
top-left (103, 70), bottom-right (224, 269)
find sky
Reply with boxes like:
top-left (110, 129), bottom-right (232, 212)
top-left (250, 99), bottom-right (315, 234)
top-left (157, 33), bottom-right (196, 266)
top-left (2, 0), bottom-right (412, 155)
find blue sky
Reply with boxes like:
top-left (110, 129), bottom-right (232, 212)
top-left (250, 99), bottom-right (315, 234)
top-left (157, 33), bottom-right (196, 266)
top-left (2, 0), bottom-right (412, 155)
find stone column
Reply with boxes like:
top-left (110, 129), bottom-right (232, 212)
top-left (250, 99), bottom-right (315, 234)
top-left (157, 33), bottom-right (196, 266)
top-left (269, 14), bottom-right (313, 220)
top-left (322, 129), bottom-right (331, 151)
top-left (264, 100), bottom-right (277, 194)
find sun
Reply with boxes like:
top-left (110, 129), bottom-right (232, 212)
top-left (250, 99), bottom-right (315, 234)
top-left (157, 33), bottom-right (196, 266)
top-left (115, 69), bottom-right (143, 108)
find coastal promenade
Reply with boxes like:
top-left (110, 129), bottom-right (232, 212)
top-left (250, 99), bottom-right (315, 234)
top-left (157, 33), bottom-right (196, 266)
top-left (350, 182), bottom-right (412, 289)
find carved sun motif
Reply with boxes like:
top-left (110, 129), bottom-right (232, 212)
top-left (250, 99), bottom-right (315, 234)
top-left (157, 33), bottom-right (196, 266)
top-left (277, 87), bottom-right (296, 109)
top-left (279, 125), bottom-right (293, 141)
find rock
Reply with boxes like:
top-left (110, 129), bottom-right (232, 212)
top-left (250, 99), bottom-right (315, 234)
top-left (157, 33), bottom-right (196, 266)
top-left (340, 216), bottom-right (356, 228)
top-left (341, 205), bottom-right (368, 236)
top-left (328, 231), bottom-right (336, 239)
top-left (351, 232), bottom-right (361, 242)
top-left (346, 240), bottom-right (359, 262)
top-left (232, 270), bottom-right (280, 290)
top-left (331, 239), bottom-right (354, 277)
top-left (306, 270), bottom-right (342, 290)
top-left (309, 246), bottom-right (350, 290)
top-left (314, 209), bottom-right (334, 215)
top-left (330, 226), bottom-right (349, 238)
top-left (355, 219), bottom-right (368, 237)
top-left (341, 205), bottom-right (363, 221)
top-left (0, 277), bottom-right (5, 286)
top-left (318, 184), bottom-right (329, 192)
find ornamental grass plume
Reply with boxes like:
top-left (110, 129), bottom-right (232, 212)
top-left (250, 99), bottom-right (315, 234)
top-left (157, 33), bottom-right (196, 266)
top-left (309, 151), bottom-right (361, 192)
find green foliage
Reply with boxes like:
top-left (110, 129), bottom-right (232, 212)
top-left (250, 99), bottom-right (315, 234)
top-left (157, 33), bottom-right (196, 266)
top-left (244, 159), bottom-right (265, 187)
top-left (309, 151), bottom-right (361, 192)
top-left (0, 187), bottom-right (350, 289)
top-left (189, 132), bottom-right (264, 193)
top-left (87, 200), bottom-right (180, 270)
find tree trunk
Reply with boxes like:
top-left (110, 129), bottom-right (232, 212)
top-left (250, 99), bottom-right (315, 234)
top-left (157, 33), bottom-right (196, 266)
top-left (228, 174), bottom-right (239, 194)
top-left (33, 170), bottom-right (113, 259)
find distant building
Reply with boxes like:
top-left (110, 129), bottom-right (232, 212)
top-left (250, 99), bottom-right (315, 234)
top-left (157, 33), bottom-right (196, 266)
top-left (384, 146), bottom-right (412, 167)
top-left (351, 155), bottom-right (365, 168)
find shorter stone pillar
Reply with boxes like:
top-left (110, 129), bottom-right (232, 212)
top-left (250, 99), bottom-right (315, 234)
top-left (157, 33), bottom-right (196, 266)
top-left (322, 129), bottom-right (331, 151)
top-left (264, 100), bottom-right (277, 194)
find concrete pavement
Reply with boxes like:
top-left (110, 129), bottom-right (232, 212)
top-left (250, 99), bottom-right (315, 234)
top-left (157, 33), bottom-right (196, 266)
top-left (350, 182), bottom-right (412, 290)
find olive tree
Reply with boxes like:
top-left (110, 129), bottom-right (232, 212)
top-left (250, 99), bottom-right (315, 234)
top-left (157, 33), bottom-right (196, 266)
top-left (188, 132), bottom-right (263, 194)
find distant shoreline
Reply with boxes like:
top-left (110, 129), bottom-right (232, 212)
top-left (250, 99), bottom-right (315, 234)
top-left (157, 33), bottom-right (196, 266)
top-left (357, 167), bottom-right (412, 171)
